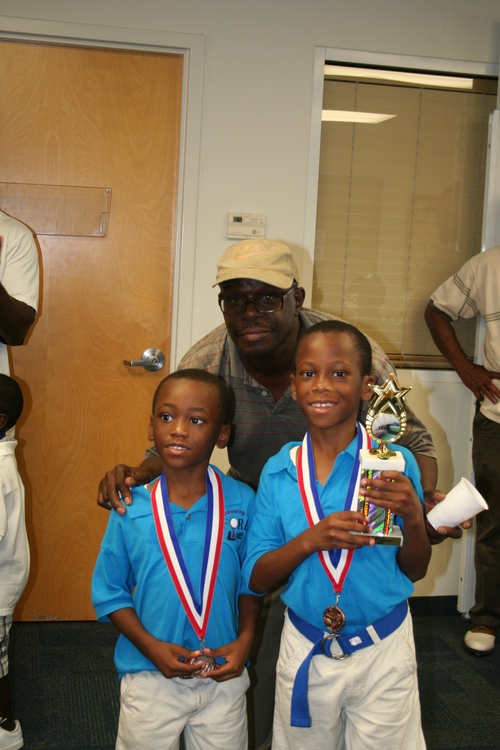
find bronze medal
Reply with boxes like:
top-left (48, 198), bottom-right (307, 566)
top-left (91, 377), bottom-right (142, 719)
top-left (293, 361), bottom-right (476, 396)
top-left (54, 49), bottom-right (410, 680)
top-left (189, 653), bottom-right (216, 678)
top-left (323, 605), bottom-right (346, 633)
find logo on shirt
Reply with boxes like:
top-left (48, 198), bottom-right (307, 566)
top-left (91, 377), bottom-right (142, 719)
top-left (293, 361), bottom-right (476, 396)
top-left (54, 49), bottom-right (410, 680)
top-left (226, 512), bottom-right (248, 541)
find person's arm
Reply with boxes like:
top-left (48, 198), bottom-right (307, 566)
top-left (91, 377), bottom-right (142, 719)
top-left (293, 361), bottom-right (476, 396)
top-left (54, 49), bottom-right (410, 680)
top-left (413, 454), bottom-right (437, 497)
top-left (411, 451), bottom-right (471, 545)
top-left (97, 454), bottom-right (163, 513)
top-left (425, 302), bottom-right (500, 403)
top-left (0, 237), bottom-right (37, 344)
top-left (207, 594), bottom-right (263, 682)
top-left (359, 470), bottom-right (431, 582)
top-left (0, 284), bottom-right (35, 344)
top-left (249, 510), bottom-right (374, 594)
top-left (109, 607), bottom-right (202, 679)
top-left (423, 301), bottom-right (500, 541)
top-left (413, 453), bottom-right (467, 543)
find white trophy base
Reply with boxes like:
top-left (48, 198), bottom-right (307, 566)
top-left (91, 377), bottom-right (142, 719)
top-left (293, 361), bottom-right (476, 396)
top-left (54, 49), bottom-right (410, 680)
top-left (359, 448), bottom-right (405, 472)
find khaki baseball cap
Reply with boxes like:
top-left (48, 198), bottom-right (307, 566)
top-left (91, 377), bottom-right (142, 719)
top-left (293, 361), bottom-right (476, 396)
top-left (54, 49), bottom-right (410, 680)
top-left (214, 239), bottom-right (300, 289)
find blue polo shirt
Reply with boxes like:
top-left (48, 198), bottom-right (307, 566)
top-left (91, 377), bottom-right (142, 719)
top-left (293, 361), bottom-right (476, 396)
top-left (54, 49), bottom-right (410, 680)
top-left (92, 466), bottom-right (255, 680)
top-left (242, 438), bottom-right (423, 635)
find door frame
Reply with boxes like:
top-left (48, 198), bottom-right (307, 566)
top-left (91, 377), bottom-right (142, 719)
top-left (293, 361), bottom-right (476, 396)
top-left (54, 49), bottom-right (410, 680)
top-left (0, 16), bottom-right (205, 370)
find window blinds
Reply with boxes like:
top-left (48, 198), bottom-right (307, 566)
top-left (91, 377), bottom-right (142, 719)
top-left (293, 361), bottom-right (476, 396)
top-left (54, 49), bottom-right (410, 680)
top-left (313, 77), bottom-right (496, 367)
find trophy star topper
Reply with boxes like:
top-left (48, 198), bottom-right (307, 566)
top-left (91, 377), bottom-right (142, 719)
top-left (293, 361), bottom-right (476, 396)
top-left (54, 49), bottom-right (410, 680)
top-left (368, 374), bottom-right (411, 415)
top-left (365, 373), bottom-right (411, 460)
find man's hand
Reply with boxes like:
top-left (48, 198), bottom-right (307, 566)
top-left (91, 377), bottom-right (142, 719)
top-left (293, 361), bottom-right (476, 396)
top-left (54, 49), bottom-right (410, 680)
top-left (97, 455), bottom-right (164, 514)
top-left (456, 361), bottom-right (500, 404)
top-left (424, 489), bottom-right (472, 544)
top-left (97, 464), bottom-right (151, 514)
top-left (425, 303), bottom-right (500, 404)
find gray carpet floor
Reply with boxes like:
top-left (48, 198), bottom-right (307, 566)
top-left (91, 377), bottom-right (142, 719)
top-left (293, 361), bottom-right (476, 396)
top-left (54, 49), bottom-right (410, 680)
top-left (9, 613), bottom-right (500, 749)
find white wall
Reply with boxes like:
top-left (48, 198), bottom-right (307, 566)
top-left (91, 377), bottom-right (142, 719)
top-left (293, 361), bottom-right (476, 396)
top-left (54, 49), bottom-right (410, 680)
top-left (2, 0), bottom-right (498, 597)
top-left (2, 0), bottom-right (499, 345)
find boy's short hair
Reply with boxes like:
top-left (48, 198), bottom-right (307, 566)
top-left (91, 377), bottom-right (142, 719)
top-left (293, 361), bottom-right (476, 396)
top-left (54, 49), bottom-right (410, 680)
top-left (0, 375), bottom-right (24, 432)
top-left (295, 320), bottom-right (372, 377)
top-left (152, 369), bottom-right (235, 425)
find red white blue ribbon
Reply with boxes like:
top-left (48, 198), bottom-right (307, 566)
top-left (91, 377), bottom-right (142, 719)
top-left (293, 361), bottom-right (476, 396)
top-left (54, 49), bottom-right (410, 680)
top-left (297, 422), bottom-right (370, 594)
top-left (151, 466), bottom-right (224, 641)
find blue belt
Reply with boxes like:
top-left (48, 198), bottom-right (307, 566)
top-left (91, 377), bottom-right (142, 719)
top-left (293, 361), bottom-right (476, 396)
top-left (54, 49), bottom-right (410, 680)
top-left (288, 599), bottom-right (408, 728)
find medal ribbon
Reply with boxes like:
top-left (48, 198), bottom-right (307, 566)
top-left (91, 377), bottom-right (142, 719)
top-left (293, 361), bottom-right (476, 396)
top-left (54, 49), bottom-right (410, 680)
top-left (151, 466), bottom-right (225, 640)
top-left (297, 422), bottom-right (370, 594)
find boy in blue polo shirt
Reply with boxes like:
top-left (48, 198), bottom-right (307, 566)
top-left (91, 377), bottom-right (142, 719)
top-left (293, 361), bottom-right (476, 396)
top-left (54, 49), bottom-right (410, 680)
top-left (92, 369), bottom-right (261, 750)
top-left (244, 321), bottom-right (430, 750)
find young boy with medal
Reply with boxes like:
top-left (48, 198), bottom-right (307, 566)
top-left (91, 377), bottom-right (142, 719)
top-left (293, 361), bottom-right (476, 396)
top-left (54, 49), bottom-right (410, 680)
top-left (244, 321), bottom-right (431, 749)
top-left (92, 369), bottom-right (261, 750)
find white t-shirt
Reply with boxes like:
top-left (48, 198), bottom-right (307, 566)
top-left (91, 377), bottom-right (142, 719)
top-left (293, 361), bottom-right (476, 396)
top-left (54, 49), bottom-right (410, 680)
top-left (0, 437), bottom-right (30, 615)
top-left (430, 245), bottom-right (500, 424)
top-left (0, 210), bottom-right (40, 376)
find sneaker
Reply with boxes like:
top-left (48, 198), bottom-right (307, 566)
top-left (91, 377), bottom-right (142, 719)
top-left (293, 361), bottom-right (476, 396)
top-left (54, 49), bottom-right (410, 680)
top-left (464, 624), bottom-right (496, 656)
top-left (0, 721), bottom-right (23, 750)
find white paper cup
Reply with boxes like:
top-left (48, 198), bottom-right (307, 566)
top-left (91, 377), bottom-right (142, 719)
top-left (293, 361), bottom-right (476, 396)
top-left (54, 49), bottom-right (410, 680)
top-left (427, 477), bottom-right (489, 530)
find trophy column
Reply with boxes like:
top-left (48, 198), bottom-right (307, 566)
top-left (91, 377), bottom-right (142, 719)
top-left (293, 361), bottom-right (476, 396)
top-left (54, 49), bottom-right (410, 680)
top-left (358, 373), bottom-right (411, 547)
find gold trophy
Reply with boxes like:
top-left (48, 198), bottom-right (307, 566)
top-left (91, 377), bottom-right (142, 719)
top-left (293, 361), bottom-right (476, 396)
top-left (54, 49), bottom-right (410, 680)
top-left (358, 373), bottom-right (411, 546)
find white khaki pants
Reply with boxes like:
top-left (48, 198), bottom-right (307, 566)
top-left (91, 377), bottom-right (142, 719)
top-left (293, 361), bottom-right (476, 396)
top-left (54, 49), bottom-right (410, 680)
top-left (273, 609), bottom-right (426, 750)
top-left (116, 668), bottom-right (250, 750)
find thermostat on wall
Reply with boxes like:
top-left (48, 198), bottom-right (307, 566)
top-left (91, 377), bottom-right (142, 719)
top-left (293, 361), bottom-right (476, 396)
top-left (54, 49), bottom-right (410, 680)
top-left (227, 212), bottom-right (266, 240)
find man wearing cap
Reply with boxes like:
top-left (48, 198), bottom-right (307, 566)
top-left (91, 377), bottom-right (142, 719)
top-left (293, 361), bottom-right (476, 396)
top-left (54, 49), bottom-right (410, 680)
top-left (97, 239), bottom-right (453, 749)
top-left (99, 239), bottom-right (440, 496)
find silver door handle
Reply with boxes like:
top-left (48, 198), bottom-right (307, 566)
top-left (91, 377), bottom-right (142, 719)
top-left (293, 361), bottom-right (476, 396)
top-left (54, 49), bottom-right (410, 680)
top-left (123, 348), bottom-right (165, 371)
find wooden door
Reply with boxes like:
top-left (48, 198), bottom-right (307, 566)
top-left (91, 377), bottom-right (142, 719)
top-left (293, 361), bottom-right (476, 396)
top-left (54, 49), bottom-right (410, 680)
top-left (0, 41), bottom-right (183, 620)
